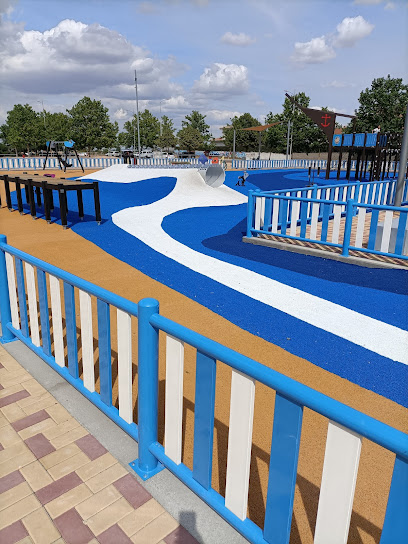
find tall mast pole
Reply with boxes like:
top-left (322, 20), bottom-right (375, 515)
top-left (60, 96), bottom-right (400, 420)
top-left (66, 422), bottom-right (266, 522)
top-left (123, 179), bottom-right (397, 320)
top-left (394, 103), bottom-right (408, 206)
top-left (134, 69), bottom-right (141, 161)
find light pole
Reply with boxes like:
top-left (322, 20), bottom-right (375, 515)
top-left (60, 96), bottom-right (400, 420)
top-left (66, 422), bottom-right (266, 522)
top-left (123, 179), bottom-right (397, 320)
top-left (394, 103), bottom-right (408, 206)
top-left (134, 69), bottom-right (141, 161)
top-left (159, 100), bottom-right (163, 136)
top-left (285, 90), bottom-right (296, 161)
top-left (286, 119), bottom-right (291, 161)
top-left (133, 109), bottom-right (136, 154)
top-left (37, 100), bottom-right (46, 132)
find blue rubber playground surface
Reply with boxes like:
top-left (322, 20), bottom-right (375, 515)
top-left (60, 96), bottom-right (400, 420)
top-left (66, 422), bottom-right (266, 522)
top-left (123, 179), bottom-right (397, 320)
top-left (9, 169), bottom-right (408, 407)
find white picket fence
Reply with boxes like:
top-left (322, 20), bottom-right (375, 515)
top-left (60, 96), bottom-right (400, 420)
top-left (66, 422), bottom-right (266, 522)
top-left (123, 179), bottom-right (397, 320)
top-left (1, 156), bottom-right (401, 174)
top-left (0, 157), bottom-right (122, 170)
top-left (231, 158), bottom-right (400, 172)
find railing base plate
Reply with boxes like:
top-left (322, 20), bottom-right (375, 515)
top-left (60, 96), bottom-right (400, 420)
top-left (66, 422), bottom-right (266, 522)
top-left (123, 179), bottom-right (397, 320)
top-left (0, 335), bottom-right (18, 344)
top-left (129, 459), bottom-right (165, 481)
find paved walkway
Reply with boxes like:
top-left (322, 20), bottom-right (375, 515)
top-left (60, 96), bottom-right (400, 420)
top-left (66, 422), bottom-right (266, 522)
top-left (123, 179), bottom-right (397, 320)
top-left (0, 346), bottom-right (198, 544)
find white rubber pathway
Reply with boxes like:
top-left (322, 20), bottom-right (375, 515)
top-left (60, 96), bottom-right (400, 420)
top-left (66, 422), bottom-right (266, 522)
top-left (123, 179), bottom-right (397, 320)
top-left (82, 166), bottom-right (408, 365)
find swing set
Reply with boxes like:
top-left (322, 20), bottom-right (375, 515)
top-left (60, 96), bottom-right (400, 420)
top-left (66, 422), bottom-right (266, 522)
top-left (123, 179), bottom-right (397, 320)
top-left (43, 139), bottom-right (84, 173)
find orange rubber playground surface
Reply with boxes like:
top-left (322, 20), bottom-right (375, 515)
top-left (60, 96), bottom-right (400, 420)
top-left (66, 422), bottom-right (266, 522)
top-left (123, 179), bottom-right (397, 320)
top-left (0, 169), bottom-right (407, 544)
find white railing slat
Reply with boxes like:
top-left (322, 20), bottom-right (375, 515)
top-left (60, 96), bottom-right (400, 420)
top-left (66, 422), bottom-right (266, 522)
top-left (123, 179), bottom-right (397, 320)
top-left (117, 308), bottom-right (132, 423)
top-left (380, 210), bottom-right (394, 253)
top-left (310, 202), bottom-right (320, 240)
top-left (24, 263), bottom-right (40, 347)
top-left (79, 289), bottom-right (94, 390)
top-left (225, 369), bottom-right (255, 520)
top-left (50, 274), bottom-right (65, 367)
top-left (331, 205), bottom-right (342, 244)
top-left (164, 334), bottom-right (184, 464)
top-left (271, 199), bottom-right (280, 233)
top-left (260, 197), bottom-right (265, 228)
top-left (290, 199), bottom-right (300, 236)
top-left (254, 197), bottom-right (262, 230)
top-left (354, 207), bottom-right (366, 248)
top-left (5, 253), bottom-right (19, 329)
top-left (314, 421), bottom-right (362, 544)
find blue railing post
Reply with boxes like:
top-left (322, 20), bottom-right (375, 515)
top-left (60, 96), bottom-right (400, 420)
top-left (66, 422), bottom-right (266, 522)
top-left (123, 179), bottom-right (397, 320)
top-left (131, 297), bottom-right (164, 480)
top-left (246, 190), bottom-right (255, 237)
top-left (342, 200), bottom-right (355, 256)
top-left (0, 235), bottom-right (16, 343)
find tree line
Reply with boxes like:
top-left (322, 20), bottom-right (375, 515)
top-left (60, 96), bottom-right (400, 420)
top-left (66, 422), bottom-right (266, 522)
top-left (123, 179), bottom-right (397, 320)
top-left (1, 76), bottom-right (406, 155)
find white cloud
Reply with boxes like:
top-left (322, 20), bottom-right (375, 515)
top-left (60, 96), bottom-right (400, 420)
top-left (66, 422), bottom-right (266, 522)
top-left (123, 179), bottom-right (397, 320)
top-left (205, 109), bottom-right (242, 121)
top-left (192, 63), bottom-right (249, 96)
top-left (334, 16), bottom-right (374, 48)
top-left (113, 108), bottom-right (128, 120)
top-left (291, 36), bottom-right (336, 64)
top-left (384, 2), bottom-right (395, 9)
top-left (291, 15), bottom-right (374, 65)
top-left (0, 18), bottom-right (185, 100)
top-left (162, 95), bottom-right (191, 110)
top-left (0, 0), bottom-right (16, 15)
top-left (321, 80), bottom-right (356, 88)
top-left (220, 32), bottom-right (255, 46)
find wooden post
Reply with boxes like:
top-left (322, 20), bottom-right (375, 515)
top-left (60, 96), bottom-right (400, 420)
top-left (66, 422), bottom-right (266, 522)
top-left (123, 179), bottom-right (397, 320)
top-left (58, 185), bottom-right (68, 228)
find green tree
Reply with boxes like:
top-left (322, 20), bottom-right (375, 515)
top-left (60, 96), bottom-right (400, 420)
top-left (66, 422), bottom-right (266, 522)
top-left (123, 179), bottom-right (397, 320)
top-left (67, 97), bottom-right (117, 153)
top-left (182, 111), bottom-right (211, 146)
top-left (117, 131), bottom-right (130, 148)
top-left (177, 125), bottom-right (203, 152)
top-left (0, 104), bottom-right (43, 154)
top-left (43, 112), bottom-right (72, 143)
top-left (222, 113), bottom-right (261, 152)
top-left (122, 109), bottom-right (160, 150)
top-left (264, 112), bottom-right (286, 153)
top-left (349, 75), bottom-right (408, 133)
top-left (264, 93), bottom-right (329, 154)
top-left (156, 115), bottom-right (177, 152)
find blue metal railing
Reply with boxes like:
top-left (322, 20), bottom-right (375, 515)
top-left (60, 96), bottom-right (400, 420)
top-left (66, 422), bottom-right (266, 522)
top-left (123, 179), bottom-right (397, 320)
top-left (0, 236), bottom-right (407, 544)
top-left (247, 192), bottom-right (408, 261)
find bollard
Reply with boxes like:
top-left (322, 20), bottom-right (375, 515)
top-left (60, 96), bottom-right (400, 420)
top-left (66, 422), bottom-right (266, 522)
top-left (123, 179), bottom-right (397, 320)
top-left (0, 235), bottom-right (16, 343)
top-left (130, 298), bottom-right (164, 480)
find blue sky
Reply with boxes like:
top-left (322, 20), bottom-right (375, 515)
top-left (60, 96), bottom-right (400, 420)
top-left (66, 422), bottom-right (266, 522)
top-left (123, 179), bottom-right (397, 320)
top-left (0, 0), bottom-right (407, 135)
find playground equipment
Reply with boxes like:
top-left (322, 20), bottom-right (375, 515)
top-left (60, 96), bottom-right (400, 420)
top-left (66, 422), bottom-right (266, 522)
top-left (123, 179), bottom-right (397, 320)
top-left (285, 93), bottom-right (405, 182)
top-left (330, 131), bottom-right (403, 182)
top-left (43, 140), bottom-right (84, 173)
top-left (285, 93), bottom-right (356, 179)
top-left (198, 163), bottom-right (225, 187)
top-left (242, 122), bottom-right (283, 160)
top-left (0, 173), bottom-right (101, 228)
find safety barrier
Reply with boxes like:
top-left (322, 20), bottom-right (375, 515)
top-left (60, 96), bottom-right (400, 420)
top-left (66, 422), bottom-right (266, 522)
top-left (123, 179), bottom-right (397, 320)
top-left (2, 156), bottom-right (401, 175)
top-left (266, 178), bottom-right (407, 206)
top-left (0, 157), bottom-right (122, 170)
top-left (232, 158), bottom-right (331, 170)
top-left (138, 157), bottom-right (200, 166)
top-left (247, 188), bottom-right (408, 260)
top-left (0, 236), bottom-right (406, 543)
top-left (231, 158), bottom-right (400, 172)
